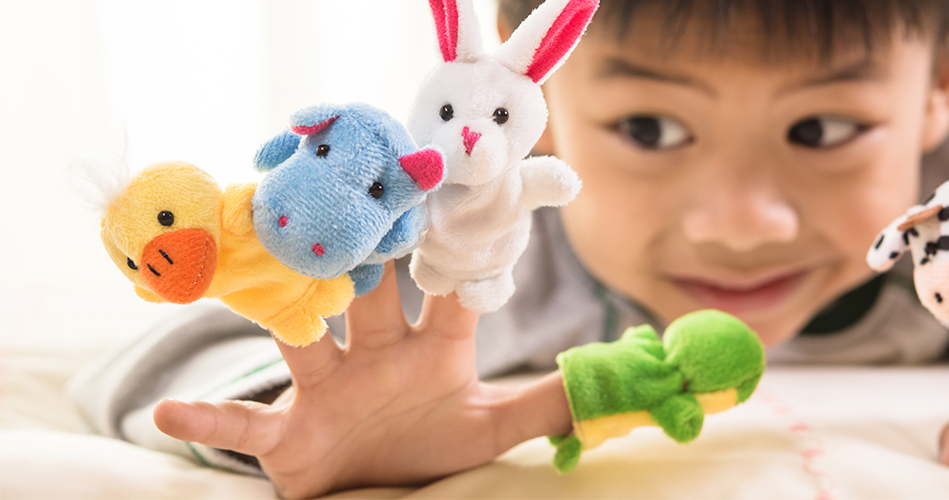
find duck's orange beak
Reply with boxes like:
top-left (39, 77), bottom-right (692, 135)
top-left (140, 229), bottom-right (217, 303)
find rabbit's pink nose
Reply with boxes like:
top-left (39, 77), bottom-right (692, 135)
top-left (312, 243), bottom-right (325, 256)
top-left (462, 126), bottom-right (481, 155)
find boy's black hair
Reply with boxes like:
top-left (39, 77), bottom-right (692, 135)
top-left (498, 0), bottom-right (949, 60)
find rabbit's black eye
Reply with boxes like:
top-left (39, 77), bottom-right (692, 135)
top-left (937, 292), bottom-right (944, 304)
top-left (316, 144), bottom-right (331, 157)
top-left (439, 104), bottom-right (454, 122)
top-left (158, 211), bottom-right (174, 226)
top-left (369, 182), bottom-right (384, 199)
top-left (127, 258), bottom-right (138, 271)
top-left (493, 108), bottom-right (509, 124)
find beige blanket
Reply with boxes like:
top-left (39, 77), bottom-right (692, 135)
top-left (2, 338), bottom-right (947, 500)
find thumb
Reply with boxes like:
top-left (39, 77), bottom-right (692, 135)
top-left (153, 399), bottom-right (281, 457)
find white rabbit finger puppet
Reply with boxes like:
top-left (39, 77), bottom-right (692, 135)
top-left (407, 0), bottom-right (598, 313)
top-left (867, 180), bottom-right (949, 326)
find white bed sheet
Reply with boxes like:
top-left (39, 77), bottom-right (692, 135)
top-left (2, 333), bottom-right (948, 500)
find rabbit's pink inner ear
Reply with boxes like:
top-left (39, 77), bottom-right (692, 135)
top-left (291, 115), bottom-right (340, 136)
top-left (524, 0), bottom-right (598, 83)
top-left (430, 0), bottom-right (458, 62)
top-left (400, 149), bottom-right (444, 191)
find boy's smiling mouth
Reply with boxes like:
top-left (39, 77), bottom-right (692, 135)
top-left (670, 269), bottom-right (812, 314)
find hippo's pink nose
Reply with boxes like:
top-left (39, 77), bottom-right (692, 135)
top-left (312, 243), bottom-right (325, 256)
top-left (462, 126), bottom-right (481, 155)
top-left (278, 215), bottom-right (288, 227)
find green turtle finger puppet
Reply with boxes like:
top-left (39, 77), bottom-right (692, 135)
top-left (550, 309), bottom-right (766, 473)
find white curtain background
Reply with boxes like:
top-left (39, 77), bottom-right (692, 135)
top-left (0, 0), bottom-right (500, 351)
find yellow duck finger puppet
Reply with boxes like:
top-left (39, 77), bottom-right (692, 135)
top-left (97, 161), bottom-right (354, 347)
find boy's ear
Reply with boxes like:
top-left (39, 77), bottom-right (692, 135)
top-left (922, 57), bottom-right (949, 153)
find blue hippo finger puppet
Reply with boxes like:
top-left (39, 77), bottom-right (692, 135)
top-left (867, 180), bottom-right (949, 326)
top-left (252, 103), bottom-right (444, 296)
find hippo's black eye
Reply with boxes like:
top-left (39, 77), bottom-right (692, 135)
top-left (158, 211), bottom-right (174, 226)
top-left (127, 258), bottom-right (138, 271)
top-left (937, 292), bottom-right (944, 304)
top-left (493, 107), bottom-right (509, 124)
top-left (369, 182), bottom-right (384, 199)
top-left (439, 104), bottom-right (454, 122)
top-left (316, 144), bottom-right (330, 157)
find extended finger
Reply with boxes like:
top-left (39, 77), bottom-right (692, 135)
top-left (345, 261), bottom-right (408, 348)
top-left (490, 371), bottom-right (573, 452)
top-left (153, 399), bottom-right (281, 457)
top-left (273, 328), bottom-right (343, 388)
top-left (416, 292), bottom-right (479, 341)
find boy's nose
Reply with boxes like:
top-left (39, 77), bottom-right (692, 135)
top-left (682, 184), bottom-right (799, 252)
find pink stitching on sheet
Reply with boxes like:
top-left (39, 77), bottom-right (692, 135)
top-left (758, 390), bottom-right (837, 500)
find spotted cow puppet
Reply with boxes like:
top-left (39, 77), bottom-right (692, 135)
top-left (96, 161), bottom-right (354, 347)
top-left (252, 103), bottom-right (445, 296)
top-left (867, 180), bottom-right (949, 325)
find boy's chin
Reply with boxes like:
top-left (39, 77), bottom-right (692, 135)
top-left (738, 316), bottom-right (809, 348)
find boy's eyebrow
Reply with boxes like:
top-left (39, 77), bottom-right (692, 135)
top-left (594, 57), bottom-right (717, 96)
top-left (781, 57), bottom-right (886, 94)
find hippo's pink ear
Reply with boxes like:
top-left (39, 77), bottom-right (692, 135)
top-left (399, 149), bottom-right (444, 191)
top-left (290, 115), bottom-right (340, 136)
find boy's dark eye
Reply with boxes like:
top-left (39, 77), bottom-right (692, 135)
top-left (316, 144), bottom-right (331, 157)
top-left (439, 104), bottom-right (454, 122)
top-left (369, 182), bottom-right (384, 199)
top-left (493, 108), bottom-right (509, 124)
top-left (158, 211), bottom-right (174, 226)
top-left (788, 116), bottom-right (865, 148)
top-left (618, 115), bottom-right (691, 150)
top-left (127, 258), bottom-right (138, 271)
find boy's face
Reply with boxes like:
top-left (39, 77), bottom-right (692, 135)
top-left (542, 13), bottom-right (949, 346)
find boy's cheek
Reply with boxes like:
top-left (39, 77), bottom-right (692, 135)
top-left (560, 171), bottom-right (661, 277)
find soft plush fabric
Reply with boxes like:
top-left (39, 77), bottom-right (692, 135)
top-left (494, 0), bottom-right (598, 85)
top-left (551, 310), bottom-right (766, 473)
top-left (868, 179), bottom-right (949, 326)
top-left (98, 162), bottom-right (354, 346)
top-left (406, 0), bottom-right (595, 313)
top-left (252, 102), bottom-right (444, 295)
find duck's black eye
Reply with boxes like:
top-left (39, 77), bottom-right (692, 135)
top-left (493, 107), bottom-right (509, 124)
top-left (127, 258), bottom-right (138, 271)
top-left (316, 144), bottom-right (331, 157)
top-left (439, 104), bottom-right (454, 122)
top-left (369, 182), bottom-right (384, 199)
top-left (157, 211), bottom-right (174, 226)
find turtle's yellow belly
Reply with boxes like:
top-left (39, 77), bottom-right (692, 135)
top-left (573, 388), bottom-right (738, 450)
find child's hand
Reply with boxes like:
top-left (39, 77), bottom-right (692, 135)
top-left (152, 261), bottom-right (572, 499)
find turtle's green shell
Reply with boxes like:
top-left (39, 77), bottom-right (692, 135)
top-left (664, 310), bottom-right (765, 402)
top-left (557, 324), bottom-right (681, 423)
